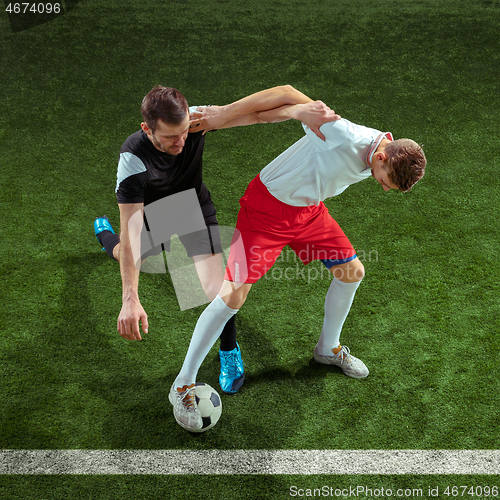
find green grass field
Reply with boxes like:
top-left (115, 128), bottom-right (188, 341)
top-left (1, 0), bottom-right (499, 498)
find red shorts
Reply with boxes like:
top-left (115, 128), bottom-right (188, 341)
top-left (225, 175), bottom-right (356, 284)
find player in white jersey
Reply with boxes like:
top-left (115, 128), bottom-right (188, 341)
top-left (169, 99), bottom-right (427, 431)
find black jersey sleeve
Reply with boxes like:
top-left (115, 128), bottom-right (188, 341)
top-left (115, 152), bottom-right (147, 204)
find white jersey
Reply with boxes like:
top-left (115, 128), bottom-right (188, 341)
top-left (259, 118), bottom-right (393, 207)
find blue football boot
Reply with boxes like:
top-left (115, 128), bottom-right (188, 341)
top-left (94, 215), bottom-right (115, 249)
top-left (219, 342), bottom-right (245, 394)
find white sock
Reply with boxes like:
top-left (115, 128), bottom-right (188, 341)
top-left (174, 294), bottom-right (238, 388)
top-left (315, 277), bottom-right (361, 356)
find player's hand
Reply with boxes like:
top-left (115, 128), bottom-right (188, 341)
top-left (296, 100), bottom-right (341, 141)
top-left (117, 298), bottom-right (149, 341)
top-left (189, 106), bottom-right (227, 135)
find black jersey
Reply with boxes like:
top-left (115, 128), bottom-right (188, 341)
top-left (115, 129), bottom-right (211, 207)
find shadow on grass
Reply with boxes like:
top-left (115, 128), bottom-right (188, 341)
top-left (1, 251), bottom-right (312, 451)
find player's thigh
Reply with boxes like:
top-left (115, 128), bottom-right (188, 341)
top-left (289, 204), bottom-right (356, 266)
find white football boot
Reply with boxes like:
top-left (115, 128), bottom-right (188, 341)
top-left (169, 383), bottom-right (203, 431)
top-left (313, 345), bottom-right (369, 379)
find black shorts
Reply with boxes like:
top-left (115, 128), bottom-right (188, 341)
top-left (142, 197), bottom-right (223, 259)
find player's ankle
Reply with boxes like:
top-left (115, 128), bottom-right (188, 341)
top-left (332, 344), bottom-right (342, 355)
top-left (316, 343), bottom-right (341, 356)
top-left (174, 378), bottom-right (194, 390)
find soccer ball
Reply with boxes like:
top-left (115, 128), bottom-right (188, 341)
top-left (191, 382), bottom-right (222, 433)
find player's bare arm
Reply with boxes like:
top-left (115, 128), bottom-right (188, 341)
top-left (117, 202), bottom-right (149, 341)
top-left (256, 101), bottom-right (341, 141)
top-left (188, 85), bottom-right (315, 133)
top-left (190, 92), bottom-right (340, 140)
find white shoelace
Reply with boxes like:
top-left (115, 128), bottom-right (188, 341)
top-left (335, 345), bottom-right (352, 365)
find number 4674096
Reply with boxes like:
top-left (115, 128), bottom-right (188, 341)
top-left (5, 3), bottom-right (61, 14)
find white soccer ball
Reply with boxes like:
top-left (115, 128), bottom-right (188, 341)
top-left (191, 382), bottom-right (222, 433)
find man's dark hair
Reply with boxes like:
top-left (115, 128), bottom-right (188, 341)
top-left (141, 86), bottom-right (189, 133)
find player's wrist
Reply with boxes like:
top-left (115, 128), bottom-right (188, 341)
top-left (218, 103), bottom-right (235, 124)
top-left (122, 288), bottom-right (140, 303)
top-left (286, 103), bottom-right (304, 121)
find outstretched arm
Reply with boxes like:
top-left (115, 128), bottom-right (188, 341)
top-left (189, 85), bottom-right (340, 140)
top-left (189, 85), bottom-right (310, 130)
top-left (116, 202), bottom-right (149, 341)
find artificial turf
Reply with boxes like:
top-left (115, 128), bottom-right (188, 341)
top-left (1, 0), bottom-right (499, 497)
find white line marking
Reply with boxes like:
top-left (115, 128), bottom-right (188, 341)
top-left (0, 450), bottom-right (498, 475)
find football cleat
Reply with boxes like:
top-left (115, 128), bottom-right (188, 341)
top-left (313, 345), bottom-right (369, 379)
top-left (94, 215), bottom-right (115, 250)
top-left (168, 383), bottom-right (203, 431)
top-left (219, 342), bottom-right (245, 394)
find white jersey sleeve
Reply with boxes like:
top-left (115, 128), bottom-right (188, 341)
top-left (302, 119), bottom-right (350, 152)
top-left (189, 105), bottom-right (211, 113)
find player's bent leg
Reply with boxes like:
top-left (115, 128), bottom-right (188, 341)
top-left (171, 283), bottom-right (247, 430)
top-left (193, 257), bottom-right (248, 394)
top-left (314, 257), bottom-right (369, 378)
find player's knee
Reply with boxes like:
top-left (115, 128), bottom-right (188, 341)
top-left (204, 283), bottom-right (222, 302)
top-left (219, 282), bottom-right (250, 310)
top-left (351, 260), bottom-right (365, 282)
top-left (331, 257), bottom-right (365, 283)
top-left (221, 291), bottom-right (246, 310)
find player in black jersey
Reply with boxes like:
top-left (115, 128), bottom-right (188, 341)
top-left (94, 84), bottom-right (338, 398)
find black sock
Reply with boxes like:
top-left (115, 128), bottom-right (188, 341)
top-left (219, 314), bottom-right (237, 351)
top-left (98, 231), bottom-right (120, 260)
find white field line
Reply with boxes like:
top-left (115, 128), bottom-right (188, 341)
top-left (0, 450), bottom-right (498, 475)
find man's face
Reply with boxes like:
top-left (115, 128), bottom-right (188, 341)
top-left (142, 115), bottom-right (190, 155)
top-left (371, 156), bottom-right (400, 192)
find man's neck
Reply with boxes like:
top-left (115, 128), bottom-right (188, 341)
top-left (376, 138), bottom-right (391, 154)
